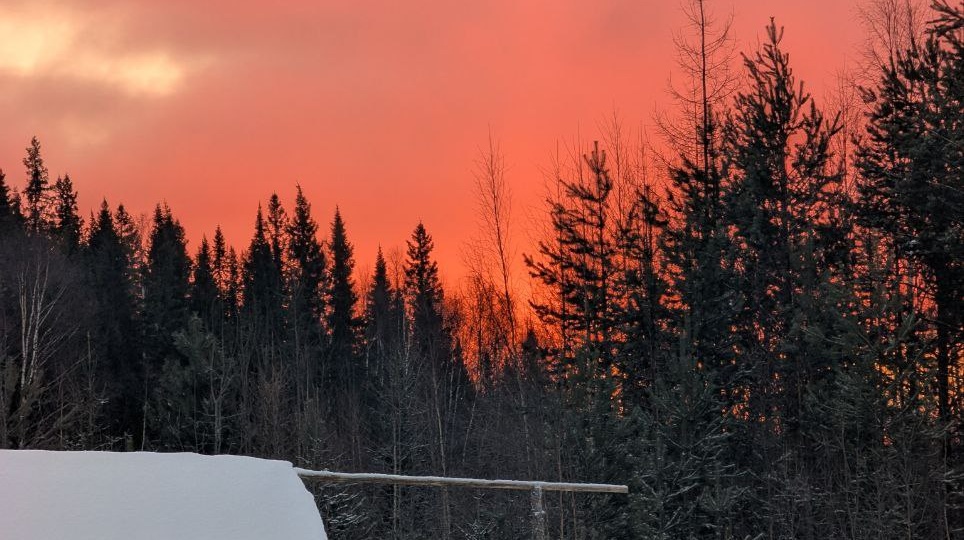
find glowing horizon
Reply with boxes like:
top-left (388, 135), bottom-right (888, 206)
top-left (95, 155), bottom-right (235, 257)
top-left (0, 0), bottom-right (861, 285)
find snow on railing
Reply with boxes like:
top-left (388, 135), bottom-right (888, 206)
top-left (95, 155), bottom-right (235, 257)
top-left (296, 468), bottom-right (628, 540)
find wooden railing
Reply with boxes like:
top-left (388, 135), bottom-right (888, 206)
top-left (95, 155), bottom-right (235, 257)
top-left (296, 468), bottom-right (628, 539)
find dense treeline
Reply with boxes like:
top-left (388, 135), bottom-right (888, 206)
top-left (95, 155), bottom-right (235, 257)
top-left (0, 2), bottom-right (961, 538)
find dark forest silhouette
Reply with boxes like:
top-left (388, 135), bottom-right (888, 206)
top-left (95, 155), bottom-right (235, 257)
top-left (0, 2), bottom-right (961, 538)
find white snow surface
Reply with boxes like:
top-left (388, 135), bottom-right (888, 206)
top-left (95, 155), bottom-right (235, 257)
top-left (0, 450), bottom-right (327, 540)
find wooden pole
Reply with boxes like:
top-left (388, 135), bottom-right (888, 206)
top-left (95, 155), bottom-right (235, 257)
top-left (297, 468), bottom-right (627, 537)
top-left (531, 486), bottom-right (547, 540)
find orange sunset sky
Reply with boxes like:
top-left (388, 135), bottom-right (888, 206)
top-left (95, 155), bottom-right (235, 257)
top-left (0, 0), bottom-right (862, 283)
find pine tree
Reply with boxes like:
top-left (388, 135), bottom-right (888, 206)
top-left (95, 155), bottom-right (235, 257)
top-left (362, 247), bottom-right (414, 536)
top-left (52, 174), bottom-right (82, 252)
top-left (855, 3), bottom-right (963, 533)
top-left (86, 200), bottom-right (142, 446)
top-left (22, 136), bottom-right (51, 233)
top-left (0, 169), bottom-right (15, 232)
top-left (286, 186), bottom-right (326, 396)
top-left (856, 0), bottom-right (963, 428)
top-left (615, 183), bottom-right (670, 403)
top-left (191, 236), bottom-right (219, 327)
top-left (225, 247), bottom-right (241, 321)
top-left (365, 247), bottom-right (398, 370)
top-left (722, 19), bottom-right (853, 536)
top-left (327, 207), bottom-right (360, 392)
top-left (405, 222), bottom-right (449, 368)
top-left (404, 222), bottom-right (467, 538)
top-left (114, 204), bottom-right (143, 269)
top-left (525, 142), bottom-right (619, 392)
top-left (267, 193), bottom-right (287, 275)
top-left (212, 227), bottom-right (228, 289)
top-left (211, 226), bottom-right (238, 320)
top-left (725, 18), bottom-right (846, 423)
top-left (242, 205), bottom-right (285, 351)
top-left (143, 204), bottom-right (192, 368)
top-left (155, 315), bottom-right (238, 453)
top-left (636, 3), bottom-right (749, 534)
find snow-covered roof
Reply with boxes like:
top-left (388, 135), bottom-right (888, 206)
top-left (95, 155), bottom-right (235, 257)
top-left (0, 450), bottom-right (327, 540)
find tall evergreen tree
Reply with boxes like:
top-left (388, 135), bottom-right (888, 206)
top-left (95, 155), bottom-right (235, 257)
top-left (22, 136), bottom-right (51, 233)
top-left (287, 188), bottom-right (325, 321)
top-left (143, 204), bottom-right (192, 367)
top-left (362, 247), bottom-right (413, 533)
top-left (327, 207), bottom-right (360, 391)
top-left (191, 236), bottom-right (219, 327)
top-left (224, 247), bottom-right (241, 321)
top-left (525, 142), bottom-right (620, 390)
top-left (855, 4), bottom-right (963, 532)
top-left (267, 193), bottom-right (287, 275)
top-left (286, 187), bottom-right (326, 396)
top-left (724, 18), bottom-right (846, 427)
top-left (52, 174), bottom-right (82, 252)
top-left (404, 222), bottom-right (467, 538)
top-left (636, 3), bottom-right (749, 535)
top-left (856, 0), bottom-right (963, 428)
top-left (86, 200), bottom-right (142, 445)
top-left (211, 226), bottom-right (238, 320)
top-left (212, 227), bottom-right (228, 291)
top-left (405, 222), bottom-right (450, 368)
top-left (0, 170), bottom-right (8, 220)
top-left (114, 204), bottom-right (143, 271)
top-left (0, 169), bottom-right (22, 233)
top-left (365, 247), bottom-right (399, 367)
top-left (525, 139), bottom-right (675, 535)
top-left (243, 205), bottom-right (285, 350)
top-left (0, 169), bottom-right (12, 231)
top-left (722, 19), bottom-right (854, 536)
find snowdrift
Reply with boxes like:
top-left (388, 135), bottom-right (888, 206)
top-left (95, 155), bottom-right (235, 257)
top-left (0, 450), bottom-right (327, 540)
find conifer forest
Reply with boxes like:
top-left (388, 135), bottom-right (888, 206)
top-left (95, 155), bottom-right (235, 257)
top-left (0, 1), bottom-right (961, 538)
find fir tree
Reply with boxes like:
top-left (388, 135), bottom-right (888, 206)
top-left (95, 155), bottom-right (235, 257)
top-left (724, 18), bottom-right (846, 429)
top-left (267, 193), bottom-right (287, 274)
top-left (114, 204), bottom-right (143, 271)
top-left (404, 222), bottom-right (468, 537)
top-left (0, 169), bottom-right (22, 233)
top-left (663, 111), bottom-right (741, 396)
top-left (225, 247), bottom-right (241, 320)
top-left (286, 186), bottom-right (326, 395)
top-left (615, 183), bottom-right (670, 404)
top-left (0, 170), bottom-right (8, 220)
top-left (525, 142), bottom-right (619, 391)
top-left (327, 207), bottom-right (360, 391)
top-left (191, 236), bottom-right (219, 327)
top-left (242, 205), bottom-right (285, 350)
top-left (642, 2), bottom-right (748, 533)
top-left (0, 169), bottom-right (12, 231)
top-left (22, 136), bottom-right (51, 233)
top-left (211, 226), bottom-right (237, 319)
top-left (722, 19), bottom-right (853, 536)
top-left (405, 222), bottom-right (449, 367)
top-left (212, 227), bottom-right (228, 288)
top-left (856, 0), bottom-right (963, 427)
top-left (286, 187), bottom-right (325, 318)
top-left (86, 200), bottom-right (142, 445)
top-left (52, 174), bottom-right (82, 252)
top-left (855, 4), bottom-right (963, 532)
top-left (362, 247), bottom-right (414, 533)
top-left (143, 204), bottom-right (192, 368)
top-left (365, 247), bottom-right (399, 367)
